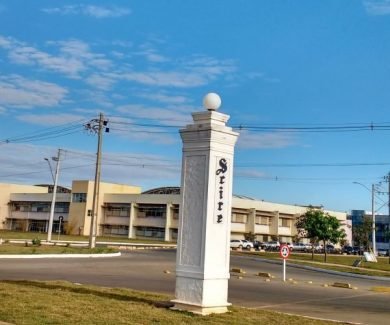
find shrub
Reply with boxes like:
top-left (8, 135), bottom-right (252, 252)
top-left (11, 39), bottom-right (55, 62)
top-left (32, 238), bottom-right (41, 246)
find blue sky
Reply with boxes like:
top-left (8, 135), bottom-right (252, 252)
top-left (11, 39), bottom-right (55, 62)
top-left (1, 0), bottom-right (390, 213)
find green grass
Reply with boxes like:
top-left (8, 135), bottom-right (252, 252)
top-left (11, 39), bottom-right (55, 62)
top-left (237, 251), bottom-right (390, 277)
top-left (0, 243), bottom-right (118, 255)
top-left (0, 280), bottom-right (341, 325)
top-left (0, 230), bottom-right (174, 245)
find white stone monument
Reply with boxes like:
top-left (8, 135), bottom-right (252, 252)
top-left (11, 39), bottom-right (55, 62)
top-left (172, 93), bottom-right (239, 315)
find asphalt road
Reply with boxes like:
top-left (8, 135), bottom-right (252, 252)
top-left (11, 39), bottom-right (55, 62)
top-left (0, 250), bottom-right (389, 325)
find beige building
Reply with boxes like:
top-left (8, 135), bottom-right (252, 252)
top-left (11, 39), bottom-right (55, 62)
top-left (0, 181), bottom-right (347, 243)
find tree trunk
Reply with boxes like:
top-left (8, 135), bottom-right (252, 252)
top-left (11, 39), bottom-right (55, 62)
top-left (311, 246), bottom-right (314, 260)
top-left (323, 240), bottom-right (327, 263)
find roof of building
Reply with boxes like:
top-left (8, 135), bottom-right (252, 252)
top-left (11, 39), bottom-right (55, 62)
top-left (142, 187), bottom-right (181, 195)
top-left (35, 184), bottom-right (72, 193)
top-left (142, 186), bottom-right (256, 200)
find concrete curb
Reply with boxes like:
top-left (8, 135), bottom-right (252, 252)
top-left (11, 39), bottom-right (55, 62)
top-left (4, 239), bottom-right (177, 249)
top-left (235, 255), bottom-right (390, 282)
top-left (0, 252), bottom-right (121, 259)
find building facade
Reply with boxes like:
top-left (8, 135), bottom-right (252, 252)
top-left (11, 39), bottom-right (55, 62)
top-left (349, 210), bottom-right (390, 250)
top-left (0, 182), bottom-right (347, 243)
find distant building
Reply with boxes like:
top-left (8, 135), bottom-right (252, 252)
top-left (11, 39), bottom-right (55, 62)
top-left (349, 210), bottom-right (390, 250)
top-left (0, 181), bottom-right (347, 243)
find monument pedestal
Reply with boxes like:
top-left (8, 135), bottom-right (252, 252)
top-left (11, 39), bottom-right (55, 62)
top-left (172, 94), bottom-right (239, 315)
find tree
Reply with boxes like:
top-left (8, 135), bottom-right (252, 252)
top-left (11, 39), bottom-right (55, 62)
top-left (295, 208), bottom-right (346, 262)
top-left (352, 216), bottom-right (372, 250)
top-left (244, 231), bottom-right (255, 242)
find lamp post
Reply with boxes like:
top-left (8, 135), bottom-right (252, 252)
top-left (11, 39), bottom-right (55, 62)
top-left (46, 149), bottom-right (61, 242)
top-left (353, 181), bottom-right (376, 255)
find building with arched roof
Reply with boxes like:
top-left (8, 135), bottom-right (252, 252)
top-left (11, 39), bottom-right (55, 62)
top-left (1, 182), bottom-right (348, 244)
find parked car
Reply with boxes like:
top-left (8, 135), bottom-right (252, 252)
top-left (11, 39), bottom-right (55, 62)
top-left (264, 241), bottom-right (280, 251)
top-left (342, 245), bottom-right (358, 255)
top-left (342, 245), bottom-right (364, 255)
top-left (313, 244), bottom-right (323, 253)
top-left (253, 240), bottom-right (265, 250)
top-left (377, 249), bottom-right (389, 257)
top-left (281, 242), bottom-right (293, 250)
top-left (230, 239), bottom-right (254, 250)
top-left (292, 242), bottom-right (309, 252)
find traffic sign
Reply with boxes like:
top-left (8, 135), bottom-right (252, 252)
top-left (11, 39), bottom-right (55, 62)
top-left (279, 244), bottom-right (290, 259)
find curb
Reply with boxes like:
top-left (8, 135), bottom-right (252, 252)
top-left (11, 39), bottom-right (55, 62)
top-left (0, 252), bottom-right (121, 259)
top-left (234, 255), bottom-right (390, 282)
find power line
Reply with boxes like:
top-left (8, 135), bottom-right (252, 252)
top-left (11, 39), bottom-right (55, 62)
top-left (235, 162), bottom-right (390, 168)
top-left (0, 121), bottom-right (87, 145)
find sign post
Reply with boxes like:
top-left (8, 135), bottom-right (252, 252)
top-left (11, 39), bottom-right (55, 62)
top-left (58, 216), bottom-right (63, 241)
top-left (279, 244), bottom-right (290, 282)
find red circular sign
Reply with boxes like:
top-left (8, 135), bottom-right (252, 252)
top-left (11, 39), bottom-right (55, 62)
top-left (279, 244), bottom-right (290, 259)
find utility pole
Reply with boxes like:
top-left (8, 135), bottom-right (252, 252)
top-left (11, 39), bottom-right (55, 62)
top-left (85, 113), bottom-right (108, 249)
top-left (372, 184), bottom-right (376, 255)
top-left (47, 149), bottom-right (61, 242)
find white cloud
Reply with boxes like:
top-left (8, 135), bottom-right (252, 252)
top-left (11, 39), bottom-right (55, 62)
top-left (0, 36), bottom-right (113, 78)
top-left (0, 75), bottom-right (68, 108)
top-left (85, 73), bottom-right (116, 90)
top-left (9, 45), bottom-right (86, 77)
top-left (120, 54), bottom-right (236, 88)
top-left (0, 35), bottom-right (239, 91)
top-left (0, 106), bottom-right (6, 114)
top-left (363, 0), bottom-right (390, 15)
top-left (105, 115), bottom-right (180, 145)
top-left (237, 131), bottom-right (298, 149)
top-left (0, 142), bottom-right (180, 188)
top-left (42, 5), bottom-right (131, 18)
top-left (0, 35), bottom-right (12, 48)
top-left (137, 92), bottom-right (190, 105)
top-left (55, 39), bottom-right (113, 70)
top-left (116, 104), bottom-right (191, 124)
top-left (16, 113), bottom-right (85, 126)
top-left (135, 45), bottom-right (169, 63)
top-left (122, 71), bottom-right (208, 88)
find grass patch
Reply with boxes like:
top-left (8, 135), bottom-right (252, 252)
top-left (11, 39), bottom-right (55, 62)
top-left (370, 286), bottom-right (390, 293)
top-left (0, 243), bottom-right (118, 255)
top-left (0, 280), bottom-right (339, 324)
top-left (237, 251), bottom-right (390, 277)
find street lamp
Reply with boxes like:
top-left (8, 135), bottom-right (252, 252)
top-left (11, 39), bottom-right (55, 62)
top-left (353, 182), bottom-right (377, 255)
top-left (44, 158), bottom-right (55, 183)
top-left (45, 149), bottom-right (61, 242)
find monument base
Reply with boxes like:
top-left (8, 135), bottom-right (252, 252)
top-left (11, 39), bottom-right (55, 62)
top-left (171, 300), bottom-right (231, 315)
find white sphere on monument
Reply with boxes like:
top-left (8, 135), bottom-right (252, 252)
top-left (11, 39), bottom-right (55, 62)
top-left (203, 92), bottom-right (222, 111)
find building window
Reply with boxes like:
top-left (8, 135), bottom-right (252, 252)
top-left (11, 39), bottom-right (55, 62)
top-left (102, 225), bottom-right (129, 236)
top-left (72, 193), bottom-right (87, 203)
top-left (137, 205), bottom-right (166, 218)
top-left (28, 220), bottom-right (47, 232)
top-left (172, 205), bottom-right (179, 219)
top-left (135, 226), bottom-right (165, 239)
top-left (231, 213), bottom-right (247, 223)
top-left (105, 204), bottom-right (130, 217)
top-left (279, 218), bottom-right (291, 228)
top-left (54, 202), bottom-right (70, 213)
top-left (256, 216), bottom-right (270, 225)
